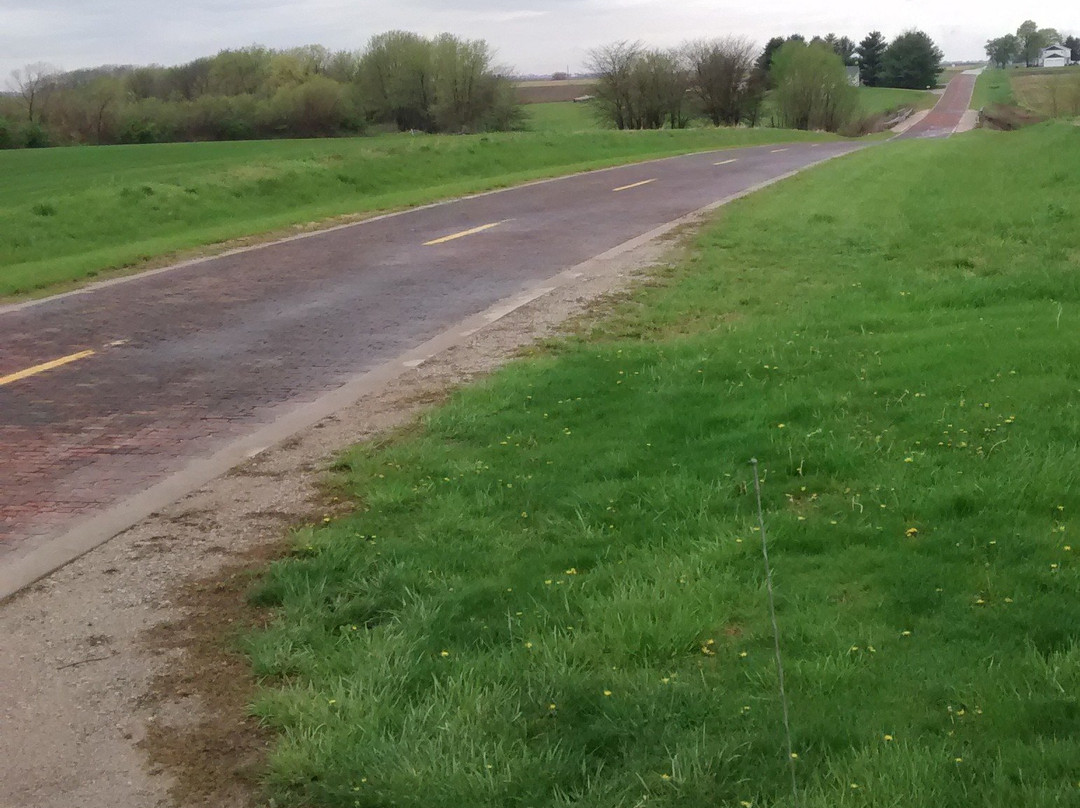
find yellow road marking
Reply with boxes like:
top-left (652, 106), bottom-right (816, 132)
top-left (613, 179), bottom-right (657, 192)
top-left (714, 159), bottom-right (738, 166)
top-left (424, 221), bottom-right (504, 246)
top-left (0, 349), bottom-right (96, 387)
top-left (770, 148), bottom-right (789, 153)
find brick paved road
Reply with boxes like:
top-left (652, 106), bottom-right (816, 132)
top-left (896, 72), bottom-right (979, 140)
top-left (3, 140), bottom-right (875, 577)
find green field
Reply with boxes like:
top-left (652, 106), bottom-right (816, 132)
top-left (245, 122), bottom-right (1080, 807)
top-left (525, 102), bottom-right (598, 132)
top-left (0, 127), bottom-right (842, 299)
top-left (856, 86), bottom-right (938, 117)
top-left (972, 69), bottom-right (1016, 108)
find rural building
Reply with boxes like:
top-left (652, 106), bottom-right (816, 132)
top-left (845, 66), bottom-right (861, 87)
top-left (1038, 44), bottom-right (1071, 68)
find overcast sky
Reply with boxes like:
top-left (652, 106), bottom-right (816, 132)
top-left (2, 1), bottom-right (1077, 81)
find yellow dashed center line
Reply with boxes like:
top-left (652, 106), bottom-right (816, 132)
top-left (0, 349), bottom-right (97, 387)
top-left (714, 159), bottom-right (738, 166)
top-left (613, 179), bottom-right (657, 192)
top-left (770, 148), bottom-right (790, 153)
top-left (424, 221), bottom-right (504, 246)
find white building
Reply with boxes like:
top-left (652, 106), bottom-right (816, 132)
top-left (1038, 44), bottom-right (1071, 68)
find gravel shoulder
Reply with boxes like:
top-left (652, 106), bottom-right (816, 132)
top-left (0, 229), bottom-right (684, 808)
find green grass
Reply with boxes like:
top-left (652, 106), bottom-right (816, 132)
top-left (246, 121), bottom-right (1080, 807)
top-left (525, 102), bottom-right (599, 132)
top-left (857, 86), bottom-right (937, 117)
top-left (0, 127), bottom-right (840, 299)
top-left (972, 69), bottom-right (1015, 108)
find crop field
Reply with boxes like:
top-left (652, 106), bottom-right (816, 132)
top-left (516, 80), bottom-right (599, 105)
top-left (246, 122), bottom-right (1080, 807)
top-left (0, 126), bottom-right (841, 299)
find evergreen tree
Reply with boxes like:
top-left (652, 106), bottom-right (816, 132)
top-left (856, 31), bottom-right (886, 87)
top-left (881, 30), bottom-right (943, 90)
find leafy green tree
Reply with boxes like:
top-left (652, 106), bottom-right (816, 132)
top-left (881, 30), bottom-right (943, 89)
top-left (756, 36), bottom-right (786, 78)
top-left (771, 40), bottom-right (858, 132)
top-left (856, 31), bottom-right (887, 87)
top-left (1014, 21), bottom-right (1059, 67)
top-left (985, 35), bottom-right (1019, 69)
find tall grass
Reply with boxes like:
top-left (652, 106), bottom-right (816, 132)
top-left (247, 122), bottom-right (1080, 807)
top-left (0, 127), bottom-right (837, 298)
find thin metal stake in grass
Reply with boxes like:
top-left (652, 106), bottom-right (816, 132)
top-left (751, 457), bottom-right (800, 808)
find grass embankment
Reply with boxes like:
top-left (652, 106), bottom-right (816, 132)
top-left (972, 69), bottom-right (1015, 108)
top-left (247, 121), bottom-right (1080, 807)
top-left (1011, 70), bottom-right (1080, 118)
top-left (0, 127), bottom-right (839, 299)
top-left (857, 87), bottom-right (937, 117)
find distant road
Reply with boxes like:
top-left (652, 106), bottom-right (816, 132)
top-left (896, 71), bottom-right (980, 139)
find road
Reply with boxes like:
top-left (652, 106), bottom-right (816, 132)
top-left (0, 72), bottom-right (979, 594)
top-left (0, 140), bottom-right (869, 590)
top-left (896, 69), bottom-right (980, 139)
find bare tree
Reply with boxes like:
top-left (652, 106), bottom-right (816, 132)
top-left (9, 62), bottom-right (60, 122)
top-left (587, 41), bottom-right (644, 130)
top-left (685, 37), bottom-right (760, 126)
top-left (589, 42), bottom-right (689, 129)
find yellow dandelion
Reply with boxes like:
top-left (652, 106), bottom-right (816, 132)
top-left (603, 690), bottom-right (612, 697)
top-left (790, 752), bottom-right (799, 760)
top-left (565, 568), bottom-right (578, 575)
top-left (440, 650), bottom-right (450, 658)
top-left (777, 423), bottom-right (786, 429)
top-left (905, 527), bottom-right (919, 537)
top-left (883, 734), bottom-right (894, 742)
top-left (954, 757), bottom-right (963, 763)
top-left (901, 630), bottom-right (912, 637)
top-left (739, 651), bottom-right (748, 658)
top-left (661, 774), bottom-right (671, 781)
top-left (525, 642), bottom-right (533, 649)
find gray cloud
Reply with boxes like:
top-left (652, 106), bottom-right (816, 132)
top-left (2, 0), bottom-right (1077, 81)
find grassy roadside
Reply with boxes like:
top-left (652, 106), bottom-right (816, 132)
top-left (972, 69), bottom-right (1015, 108)
top-left (857, 86), bottom-right (937, 117)
top-left (0, 127), bottom-right (838, 299)
top-left (245, 121), bottom-right (1080, 807)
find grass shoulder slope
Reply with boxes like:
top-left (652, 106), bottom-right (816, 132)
top-left (0, 127), bottom-right (839, 299)
top-left (246, 121), bottom-right (1080, 807)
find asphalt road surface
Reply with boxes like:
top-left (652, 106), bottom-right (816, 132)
top-left (1, 73), bottom-right (977, 591)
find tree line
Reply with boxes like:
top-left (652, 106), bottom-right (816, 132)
top-left (588, 29), bottom-right (943, 134)
top-left (1, 32), bottom-right (519, 149)
top-left (985, 21), bottom-right (1079, 69)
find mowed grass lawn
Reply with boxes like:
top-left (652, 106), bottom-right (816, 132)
top-left (246, 121), bottom-right (1080, 807)
top-left (0, 126), bottom-right (838, 298)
